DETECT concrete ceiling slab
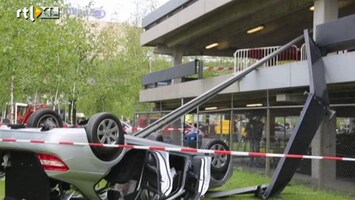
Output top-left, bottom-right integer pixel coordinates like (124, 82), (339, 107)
(142, 0), (355, 57)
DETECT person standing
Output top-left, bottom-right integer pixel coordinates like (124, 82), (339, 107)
(245, 115), (264, 167)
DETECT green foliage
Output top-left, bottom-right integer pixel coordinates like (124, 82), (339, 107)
(0, 0), (95, 107)
(0, 0), (171, 119)
(76, 21), (171, 117)
(78, 23), (147, 117)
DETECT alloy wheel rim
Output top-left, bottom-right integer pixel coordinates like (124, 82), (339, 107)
(210, 143), (228, 168)
(97, 119), (119, 144)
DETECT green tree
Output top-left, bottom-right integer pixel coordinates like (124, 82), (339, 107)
(0, 0), (170, 122)
(77, 20), (171, 118)
(0, 0), (97, 122)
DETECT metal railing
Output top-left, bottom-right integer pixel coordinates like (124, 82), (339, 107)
(234, 44), (352, 73)
(233, 45), (300, 73)
(300, 43), (349, 60)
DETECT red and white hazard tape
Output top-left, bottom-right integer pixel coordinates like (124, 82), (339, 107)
(204, 67), (234, 71)
(130, 127), (142, 131)
(128, 127), (188, 132)
(0, 126), (180, 133)
(0, 138), (354, 162)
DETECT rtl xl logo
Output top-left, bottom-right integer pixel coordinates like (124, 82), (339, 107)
(17, 6), (60, 22)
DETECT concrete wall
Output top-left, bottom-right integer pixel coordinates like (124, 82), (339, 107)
(141, 0), (232, 45)
(140, 52), (355, 102)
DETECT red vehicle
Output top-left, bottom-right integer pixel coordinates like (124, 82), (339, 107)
(1, 103), (66, 127)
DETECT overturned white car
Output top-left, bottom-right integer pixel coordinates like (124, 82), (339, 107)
(0, 109), (232, 200)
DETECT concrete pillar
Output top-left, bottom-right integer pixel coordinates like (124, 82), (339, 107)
(172, 49), (183, 66)
(171, 47), (183, 84)
(170, 98), (184, 146)
(313, 0), (338, 40)
(311, 0), (338, 188)
(311, 114), (337, 187)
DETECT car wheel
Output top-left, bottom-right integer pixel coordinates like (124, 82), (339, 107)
(202, 139), (231, 172)
(85, 112), (125, 161)
(156, 134), (164, 142)
(26, 109), (63, 129)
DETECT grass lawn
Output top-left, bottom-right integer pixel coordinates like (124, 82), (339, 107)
(206, 170), (354, 200)
(0, 171), (353, 200)
(0, 180), (3, 199)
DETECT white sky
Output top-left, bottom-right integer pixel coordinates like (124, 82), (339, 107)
(66, 0), (169, 22)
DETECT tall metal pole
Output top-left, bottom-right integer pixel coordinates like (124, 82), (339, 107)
(10, 76), (15, 124)
(230, 94), (234, 148)
(265, 90), (271, 176)
(196, 106), (200, 148)
(134, 34), (304, 138)
(180, 98), (184, 146)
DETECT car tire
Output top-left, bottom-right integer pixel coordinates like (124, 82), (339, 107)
(202, 139), (231, 172)
(85, 112), (125, 161)
(156, 134), (164, 142)
(26, 109), (63, 129)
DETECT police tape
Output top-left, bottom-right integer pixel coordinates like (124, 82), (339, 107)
(0, 138), (354, 162)
(129, 127), (180, 131)
(128, 127), (194, 132)
(204, 67), (234, 71)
